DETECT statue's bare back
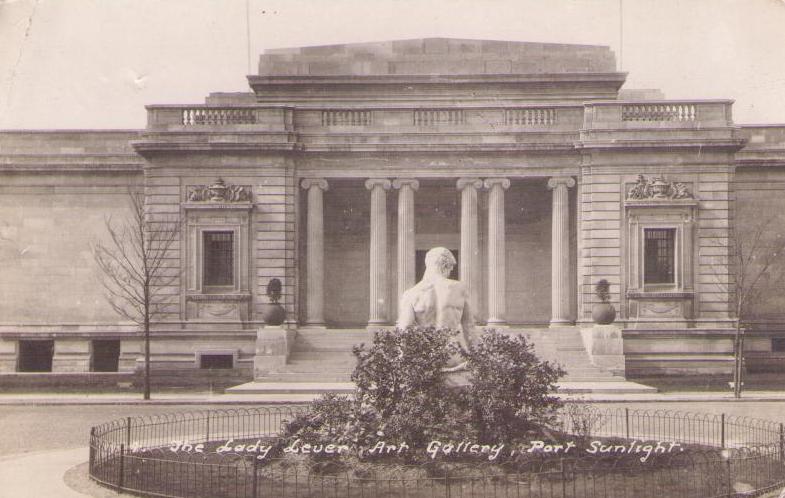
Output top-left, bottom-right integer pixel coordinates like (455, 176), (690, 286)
(397, 247), (475, 368)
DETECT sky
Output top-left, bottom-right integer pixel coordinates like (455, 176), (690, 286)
(1, 0), (784, 129)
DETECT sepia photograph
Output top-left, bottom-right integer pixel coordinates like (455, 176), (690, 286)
(1, 0), (785, 496)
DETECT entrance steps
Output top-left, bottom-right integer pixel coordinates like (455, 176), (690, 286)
(227, 327), (656, 395)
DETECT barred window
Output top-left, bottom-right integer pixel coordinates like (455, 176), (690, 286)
(203, 231), (234, 286)
(644, 228), (675, 284)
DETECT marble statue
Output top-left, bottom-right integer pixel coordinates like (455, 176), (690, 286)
(397, 247), (476, 371)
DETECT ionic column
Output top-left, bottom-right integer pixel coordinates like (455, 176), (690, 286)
(393, 179), (419, 300)
(485, 178), (510, 326)
(365, 179), (392, 326)
(457, 178), (483, 316)
(548, 177), (576, 326)
(301, 178), (328, 326)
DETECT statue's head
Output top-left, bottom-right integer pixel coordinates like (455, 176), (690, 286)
(424, 247), (456, 278)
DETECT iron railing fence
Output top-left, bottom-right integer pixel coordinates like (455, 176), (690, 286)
(90, 407), (785, 498)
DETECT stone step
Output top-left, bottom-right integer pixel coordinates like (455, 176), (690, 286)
(226, 381), (355, 394)
(258, 373), (353, 382)
(226, 380), (657, 395)
(289, 351), (357, 360)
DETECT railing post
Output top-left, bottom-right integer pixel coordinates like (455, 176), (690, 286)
(721, 413), (726, 449)
(561, 458), (567, 497)
(126, 416), (131, 449)
(779, 423), (784, 461)
(118, 443), (125, 491)
(89, 427), (95, 474)
(625, 408), (630, 439)
(206, 412), (210, 443)
(252, 456), (259, 498)
(725, 457), (732, 495)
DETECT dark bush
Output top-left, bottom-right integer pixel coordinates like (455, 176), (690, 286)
(350, 326), (461, 447)
(283, 326), (564, 461)
(462, 330), (564, 442)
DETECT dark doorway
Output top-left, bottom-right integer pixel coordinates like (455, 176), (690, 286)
(415, 249), (459, 282)
(17, 340), (54, 372)
(199, 354), (234, 369)
(91, 340), (120, 372)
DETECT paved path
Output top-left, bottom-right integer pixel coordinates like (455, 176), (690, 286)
(1, 395), (785, 497)
(4, 390), (785, 405)
(0, 447), (90, 497)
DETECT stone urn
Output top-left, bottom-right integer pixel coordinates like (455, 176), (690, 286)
(262, 278), (286, 326)
(592, 279), (616, 325)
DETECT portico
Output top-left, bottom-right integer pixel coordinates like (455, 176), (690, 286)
(299, 174), (577, 328)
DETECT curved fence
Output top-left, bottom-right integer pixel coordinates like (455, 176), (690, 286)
(89, 406), (785, 498)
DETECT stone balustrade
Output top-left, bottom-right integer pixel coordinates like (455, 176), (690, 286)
(146, 105), (292, 130)
(584, 100), (734, 129)
(504, 107), (558, 125)
(621, 103), (696, 122)
(321, 110), (373, 126)
(413, 109), (466, 126)
(147, 101), (736, 134)
(181, 107), (257, 125)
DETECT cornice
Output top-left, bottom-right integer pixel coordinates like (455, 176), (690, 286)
(575, 138), (747, 152)
(249, 72), (628, 87)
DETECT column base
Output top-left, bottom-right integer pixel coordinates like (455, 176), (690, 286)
(301, 322), (327, 330)
(549, 320), (574, 328)
(485, 320), (508, 329)
(366, 323), (393, 332)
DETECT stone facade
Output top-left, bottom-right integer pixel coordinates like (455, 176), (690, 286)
(1, 38), (785, 379)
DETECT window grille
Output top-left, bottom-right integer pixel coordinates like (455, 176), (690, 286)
(644, 228), (676, 284)
(203, 231), (234, 286)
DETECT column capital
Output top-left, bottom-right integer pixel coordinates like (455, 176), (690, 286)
(392, 178), (420, 191)
(300, 178), (329, 191)
(365, 178), (392, 191)
(457, 178), (483, 191)
(547, 177), (576, 190)
(484, 178), (511, 190)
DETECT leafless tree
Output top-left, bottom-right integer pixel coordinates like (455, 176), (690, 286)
(93, 190), (180, 400)
(716, 214), (785, 398)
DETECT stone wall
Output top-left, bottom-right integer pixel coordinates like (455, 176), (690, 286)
(259, 38), (617, 76)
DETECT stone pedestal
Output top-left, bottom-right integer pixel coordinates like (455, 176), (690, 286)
(253, 326), (296, 378)
(52, 339), (91, 372)
(580, 324), (625, 376)
(444, 370), (471, 389)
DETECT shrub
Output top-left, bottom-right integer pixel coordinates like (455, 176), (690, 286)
(351, 326), (461, 448)
(462, 330), (565, 443)
(283, 326), (566, 461)
(595, 279), (611, 303)
(561, 400), (604, 440)
(284, 327), (462, 454)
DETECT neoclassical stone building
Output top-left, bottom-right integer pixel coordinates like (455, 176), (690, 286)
(1, 39), (784, 384)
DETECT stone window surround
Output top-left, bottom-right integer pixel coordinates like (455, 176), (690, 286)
(623, 197), (698, 321)
(182, 202), (253, 321)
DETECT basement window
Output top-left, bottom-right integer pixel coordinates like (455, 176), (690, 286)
(17, 340), (54, 372)
(91, 340), (120, 372)
(199, 354), (234, 369)
(772, 338), (785, 352)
